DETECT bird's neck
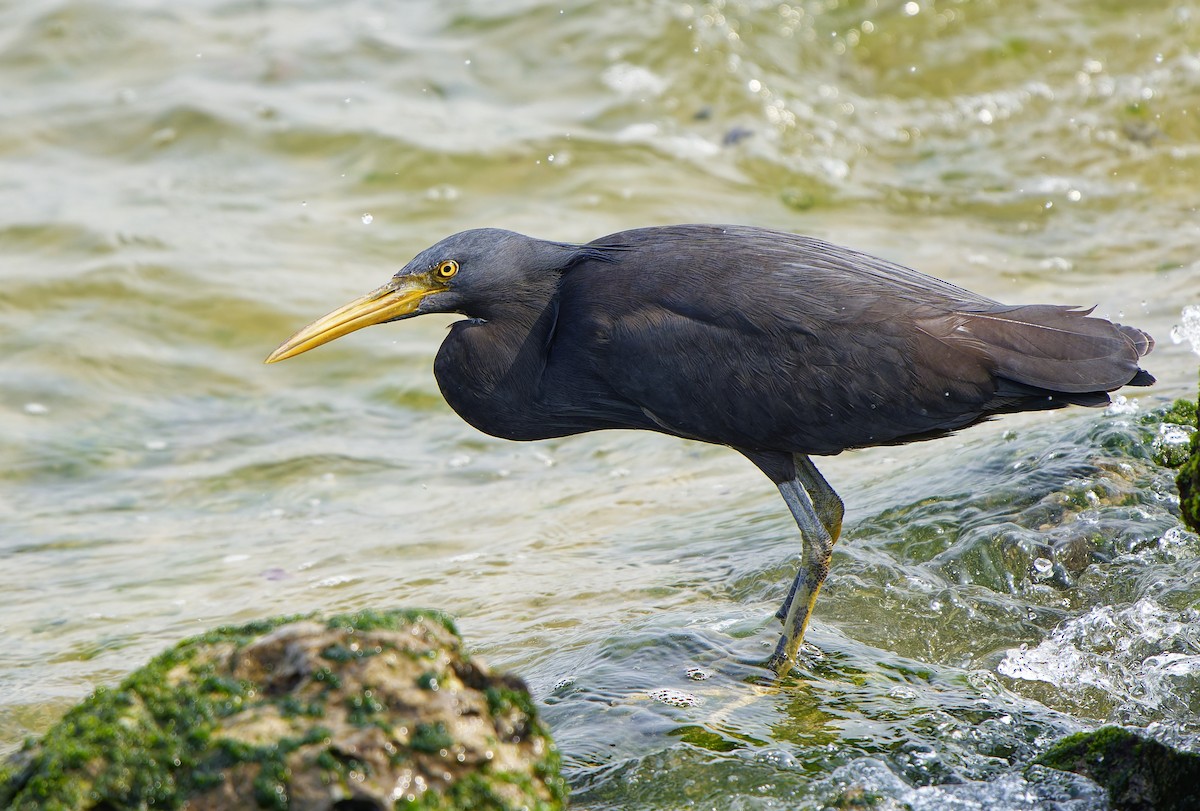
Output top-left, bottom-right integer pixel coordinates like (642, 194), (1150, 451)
(433, 296), (562, 440)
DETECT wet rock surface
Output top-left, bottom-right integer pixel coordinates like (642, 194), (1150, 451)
(1171, 383), (1200, 534)
(0, 609), (566, 810)
(1036, 726), (1200, 811)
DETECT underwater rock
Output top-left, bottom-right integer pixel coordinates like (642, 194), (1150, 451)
(1035, 726), (1200, 811)
(0, 609), (566, 810)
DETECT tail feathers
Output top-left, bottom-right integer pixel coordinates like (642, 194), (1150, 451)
(992, 378), (1113, 409)
(1128, 368), (1156, 387)
(1118, 322), (1155, 357)
(938, 304), (1154, 394)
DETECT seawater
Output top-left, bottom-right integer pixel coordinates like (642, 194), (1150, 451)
(2, 1), (1199, 808)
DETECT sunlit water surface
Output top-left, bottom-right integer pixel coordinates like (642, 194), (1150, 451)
(2, 1), (1199, 808)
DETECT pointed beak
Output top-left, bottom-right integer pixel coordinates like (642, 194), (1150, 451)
(265, 275), (437, 363)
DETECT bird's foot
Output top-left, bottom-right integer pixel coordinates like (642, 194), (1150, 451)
(771, 581), (822, 673)
(765, 651), (793, 674)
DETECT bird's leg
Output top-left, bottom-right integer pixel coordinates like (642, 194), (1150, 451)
(796, 455), (845, 542)
(775, 455), (844, 621)
(768, 455), (844, 671)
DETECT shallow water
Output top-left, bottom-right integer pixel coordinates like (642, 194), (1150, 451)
(2, 0), (1199, 808)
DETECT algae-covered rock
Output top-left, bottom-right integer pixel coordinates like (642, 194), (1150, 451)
(1173, 379), (1200, 533)
(0, 609), (566, 810)
(1036, 726), (1200, 811)
(1179, 431), (1200, 533)
(1138, 385), (1200, 533)
(1145, 397), (1197, 469)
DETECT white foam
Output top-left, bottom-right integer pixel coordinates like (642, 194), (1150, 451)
(1169, 303), (1200, 356)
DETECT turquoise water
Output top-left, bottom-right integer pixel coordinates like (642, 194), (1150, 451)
(2, 1), (1199, 808)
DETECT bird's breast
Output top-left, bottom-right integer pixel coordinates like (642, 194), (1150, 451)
(432, 316), (649, 442)
(432, 319), (570, 441)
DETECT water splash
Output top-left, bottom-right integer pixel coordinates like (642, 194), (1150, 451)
(998, 599), (1200, 722)
(1105, 394), (1139, 416)
(818, 757), (1108, 811)
(1170, 304), (1200, 356)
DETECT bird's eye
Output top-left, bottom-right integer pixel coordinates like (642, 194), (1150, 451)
(435, 260), (459, 280)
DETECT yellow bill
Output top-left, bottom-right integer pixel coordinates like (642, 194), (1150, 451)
(265, 275), (437, 363)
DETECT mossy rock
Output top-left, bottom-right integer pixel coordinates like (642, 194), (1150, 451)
(1142, 397), (1197, 468)
(1172, 381), (1200, 533)
(1179, 436), (1200, 532)
(1152, 397), (1197, 431)
(1138, 384), (1200, 532)
(0, 609), (566, 810)
(1036, 726), (1200, 811)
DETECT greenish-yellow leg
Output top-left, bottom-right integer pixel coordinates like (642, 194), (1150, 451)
(767, 454), (844, 671)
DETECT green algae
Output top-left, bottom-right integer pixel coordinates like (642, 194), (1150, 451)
(667, 725), (742, 753)
(1142, 396), (1198, 468)
(393, 772), (563, 811)
(1138, 390), (1200, 525)
(1178, 431), (1200, 533)
(1036, 726), (1200, 811)
(410, 722), (455, 754)
(0, 608), (564, 811)
(1173, 376), (1200, 533)
(1157, 398), (1198, 429)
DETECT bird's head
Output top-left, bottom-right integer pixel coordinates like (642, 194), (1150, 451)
(266, 228), (593, 363)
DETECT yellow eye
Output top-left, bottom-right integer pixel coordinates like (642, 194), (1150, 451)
(435, 259), (458, 280)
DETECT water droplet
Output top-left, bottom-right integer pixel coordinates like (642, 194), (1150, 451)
(361, 213), (373, 224)
(425, 184), (460, 202)
(23, 402), (49, 415)
(903, 1), (920, 15)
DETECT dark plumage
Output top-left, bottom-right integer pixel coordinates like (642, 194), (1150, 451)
(267, 224), (1154, 669)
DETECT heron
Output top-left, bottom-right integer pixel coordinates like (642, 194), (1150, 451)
(266, 224), (1154, 670)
